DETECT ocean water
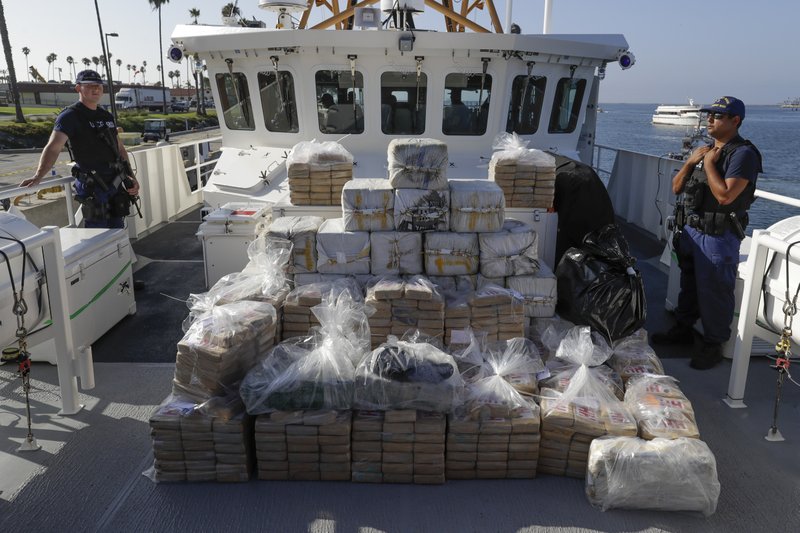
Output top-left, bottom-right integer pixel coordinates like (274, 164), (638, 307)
(595, 103), (800, 230)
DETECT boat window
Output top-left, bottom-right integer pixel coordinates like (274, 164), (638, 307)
(380, 71), (427, 135)
(442, 73), (492, 136)
(258, 71), (299, 133)
(315, 70), (365, 134)
(215, 73), (255, 131)
(548, 77), (586, 134)
(506, 75), (546, 134)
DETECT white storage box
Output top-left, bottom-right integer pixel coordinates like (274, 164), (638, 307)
(479, 218), (539, 278)
(370, 231), (423, 275)
(394, 189), (450, 232)
(267, 215), (324, 274)
(449, 180), (505, 233)
(316, 218), (371, 274)
(197, 203), (270, 287)
(506, 263), (557, 318)
(342, 179), (395, 231)
(387, 138), (449, 190)
(424, 232), (479, 276)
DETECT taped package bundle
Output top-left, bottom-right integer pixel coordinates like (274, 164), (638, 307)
(387, 138), (449, 190)
(506, 263), (557, 318)
(607, 335), (664, 384)
(488, 133), (556, 208)
(586, 436), (720, 516)
(424, 232), (479, 276)
(370, 232), (423, 276)
(282, 278), (363, 339)
(624, 374), (699, 439)
(240, 289), (371, 413)
(479, 219), (539, 278)
(341, 179), (395, 231)
(365, 276), (444, 348)
(443, 284), (474, 349)
(394, 189), (450, 232)
(538, 327), (638, 478)
(469, 285), (525, 342)
(267, 216), (325, 273)
(286, 140), (353, 206)
(316, 218), (371, 274)
(254, 410), (352, 481)
(173, 301), (278, 402)
(354, 335), (463, 412)
(449, 180), (506, 233)
(351, 409), (447, 484)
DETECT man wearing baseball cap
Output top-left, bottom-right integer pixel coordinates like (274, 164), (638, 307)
(21, 69), (140, 229)
(652, 96), (762, 370)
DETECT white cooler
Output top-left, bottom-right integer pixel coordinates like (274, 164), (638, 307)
(29, 227), (137, 364)
(197, 203), (270, 287)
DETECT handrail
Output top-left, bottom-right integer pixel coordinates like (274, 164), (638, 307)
(0, 175), (77, 227)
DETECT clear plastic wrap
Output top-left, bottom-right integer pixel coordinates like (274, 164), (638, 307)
(490, 133), (556, 167)
(173, 301), (278, 402)
(608, 335), (665, 383)
(448, 180), (506, 233)
(424, 232), (479, 276)
(489, 133), (556, 209)
(506, 264), (557, 319)
(286, 139), (354, 168)
(479, 219), (539, 278)
(394, 188), (450, 232)
(366, 275), (445, 345)
(586, 436), (720, 516)
(624, 373), (699, 439)
(354, 335), (464, 412)
(387, 138), (449, 190)
(267, 215), (325, 273)
(315, 218), (371, 274)
(341, 178), (395, 232)
(370, 231), (423, 275)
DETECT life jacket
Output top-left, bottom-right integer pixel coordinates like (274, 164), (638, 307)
(683, 136), (763, 222)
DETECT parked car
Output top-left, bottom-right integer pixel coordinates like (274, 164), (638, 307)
(171, 101), (189, 113)
(141, 119), (170, 142)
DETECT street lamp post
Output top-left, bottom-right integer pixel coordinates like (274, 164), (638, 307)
(104, 32), (119, 120)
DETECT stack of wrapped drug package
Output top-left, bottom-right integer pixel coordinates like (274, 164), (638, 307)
(146, 240), (290, 483)
(364, 276), (445, 348)
(286, 141), (354, 206)
(446, 334), (545, 479)
(488, 133), (556, 209)
(239, 287), (370, 481)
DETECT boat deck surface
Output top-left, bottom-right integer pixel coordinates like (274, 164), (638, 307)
(2, 209), (799, 533)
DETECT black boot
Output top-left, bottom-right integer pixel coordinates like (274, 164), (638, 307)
(651, 323), (694, 345)
(690, 342), (724, 370)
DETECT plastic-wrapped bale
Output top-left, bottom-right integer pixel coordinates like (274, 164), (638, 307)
(442, 282), (474, 349)
(387, 138), (448, 190)
(370, 232), (423, 276)
(424, 232), (479, 276)
(394, 189), (450, 232)
(447, 402), (540, 480)
(506, 263), (556, 318)
(478, 219), (539, 278)
(282, 278), (363, 339)
(286, 140), (353, 206)
(293, 272), (372, 288)
(538, 327), (638, 478)
(586, 436), (720, 516)
(469, 285), (525, 342)
(624, 374), (699, 439)
(149, 396), (194, 482)
(352, 409), (447, 484)
(607, 336), (665, 384)
(267, 216), (325, 274)
(365, 276), (444, 347)
(341, 178), (395, 231)
(316, 218), (371, 274)
(254, 410), (352, 481)
(487, 133), (556, 208)
(173, 301), (277, 402)
(354, 337), (463, 412)
(449, 180), (506, 233)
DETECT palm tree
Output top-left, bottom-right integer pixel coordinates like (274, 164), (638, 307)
(141, 63), (146, 84)
(91, 56), (100, 70)
(173, 69), (180, 90)
(66, 56), (75, 81)
(116, 58), (122, 79)
(46, 52), (57, 80)
(221, 3), (240, 18)
(0, 1), (25, 122)
(148, 0), (171, 114)
(127, 63), (131, 82)
(22, 45), (30, 81)
(82, 57), (91, 68)
(189, 7), (200, 24)
(168, 70), (175, 87)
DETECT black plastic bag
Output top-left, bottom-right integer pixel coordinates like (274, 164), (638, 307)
(555, 224), (646, 343)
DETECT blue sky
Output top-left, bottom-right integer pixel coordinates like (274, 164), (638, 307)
(2, 0), (798, 104)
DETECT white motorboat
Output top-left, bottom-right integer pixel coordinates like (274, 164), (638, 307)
(652, 98), (704, 125)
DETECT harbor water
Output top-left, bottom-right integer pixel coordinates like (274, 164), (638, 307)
(596, 103), (800, 231)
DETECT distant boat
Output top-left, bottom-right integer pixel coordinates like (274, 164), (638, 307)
(780, 98), (800, 110)
(652, 98), (704, 126)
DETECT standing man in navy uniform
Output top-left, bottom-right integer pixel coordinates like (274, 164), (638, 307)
(21, 69), (140, 229)
(653, 96), (762, 369)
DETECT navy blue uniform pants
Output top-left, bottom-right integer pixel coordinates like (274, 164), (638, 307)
(675, 225), (740, 344)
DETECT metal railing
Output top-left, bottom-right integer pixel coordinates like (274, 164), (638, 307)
(0, 176), (78, 227)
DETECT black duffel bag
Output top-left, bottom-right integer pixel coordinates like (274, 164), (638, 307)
(555, 223), (646, 344)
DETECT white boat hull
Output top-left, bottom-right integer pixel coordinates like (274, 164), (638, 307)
(651, 115), (702, 126)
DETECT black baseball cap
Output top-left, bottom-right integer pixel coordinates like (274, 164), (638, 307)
(700, 96), (746, 120)
(76, 70), (103, 84)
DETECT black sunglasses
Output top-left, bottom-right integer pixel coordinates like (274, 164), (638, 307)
(704, 112), (730, 120)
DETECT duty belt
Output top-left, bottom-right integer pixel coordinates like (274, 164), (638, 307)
(685, 212), (746, 239)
